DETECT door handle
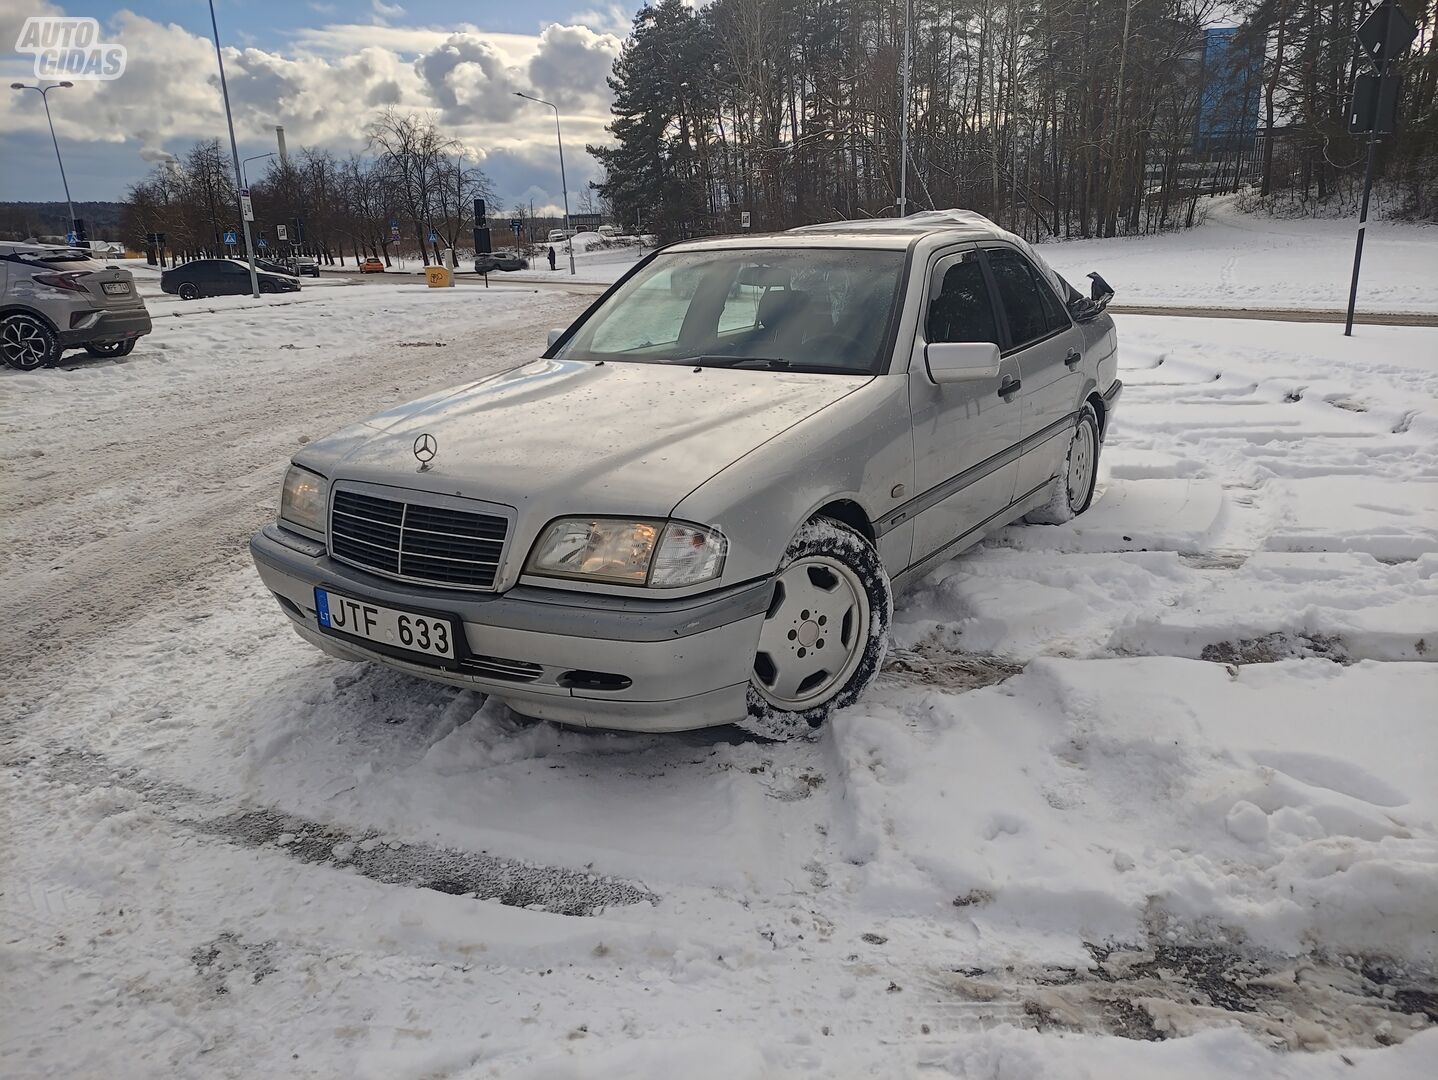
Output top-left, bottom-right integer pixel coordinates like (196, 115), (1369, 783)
(1064, 348), (1082, 367)
(998, 376), (1021, 398)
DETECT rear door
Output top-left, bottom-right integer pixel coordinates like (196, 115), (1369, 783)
(981, 244), (1083, 500)
(222, 261), (252, 295)
(907, 246), (1022, 565)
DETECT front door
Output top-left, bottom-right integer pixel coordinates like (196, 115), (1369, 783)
(907, 247), (1022, 565)
(982, 244), (1084, 499)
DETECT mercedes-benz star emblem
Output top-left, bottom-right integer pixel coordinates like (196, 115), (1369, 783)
(413, 433), (438, 469)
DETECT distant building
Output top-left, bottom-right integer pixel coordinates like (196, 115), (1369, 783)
(1194, 27), (1262, 157)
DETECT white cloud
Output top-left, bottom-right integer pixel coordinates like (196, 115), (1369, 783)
(566, 5), (635, 37)
(528, 24), (622, 111)
(371, 1), (407, 26)
(0, 5), (619, 207)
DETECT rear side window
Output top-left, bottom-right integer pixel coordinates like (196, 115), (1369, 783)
(926, 253), (999, 345)
(987, 247), (1068, 347)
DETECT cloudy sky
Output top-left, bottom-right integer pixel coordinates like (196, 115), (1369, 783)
(0, 1), (652, 214)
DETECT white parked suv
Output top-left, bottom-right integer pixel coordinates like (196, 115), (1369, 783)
(250, 211), (1120, 738)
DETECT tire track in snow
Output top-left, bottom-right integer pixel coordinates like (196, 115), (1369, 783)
(30, 742), (658, 917)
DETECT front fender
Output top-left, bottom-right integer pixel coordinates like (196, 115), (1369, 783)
(672, 376), (914, 584)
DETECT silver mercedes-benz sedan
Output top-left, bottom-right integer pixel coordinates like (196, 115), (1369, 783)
(250, 210), (1121, 738)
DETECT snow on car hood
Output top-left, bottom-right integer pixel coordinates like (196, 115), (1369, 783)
(309, 357), (872, 518)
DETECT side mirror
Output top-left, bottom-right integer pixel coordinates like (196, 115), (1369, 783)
(547, 328), (565, 348)
(926, 341), (1001, 384)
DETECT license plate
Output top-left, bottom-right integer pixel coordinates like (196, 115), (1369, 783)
(102, 281), (131, 295)
(314, 588), (456, 661)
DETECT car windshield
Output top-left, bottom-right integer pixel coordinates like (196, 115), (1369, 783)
(554, 247), (907, 374)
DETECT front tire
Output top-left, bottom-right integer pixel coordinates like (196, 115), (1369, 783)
(740, 519), (892, 740)
(1, 312), (60, 370)
(1025, 404), (1100, 524)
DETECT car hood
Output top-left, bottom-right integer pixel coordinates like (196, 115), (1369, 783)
(308, 358), (872, 518)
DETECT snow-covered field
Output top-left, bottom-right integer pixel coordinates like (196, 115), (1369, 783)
(2, 263), (1436, 1077)
(1037, 199), (1438, 315)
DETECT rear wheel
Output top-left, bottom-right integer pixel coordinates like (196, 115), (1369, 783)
(741, 519), (892, 740)
(1, 312), (60, 370)
(1025, 404), (1100, 524)
(177, 281), (199, 300)
(83, 339), (137, 359)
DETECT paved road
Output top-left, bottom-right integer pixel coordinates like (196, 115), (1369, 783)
(1109, 303), (1438, 327)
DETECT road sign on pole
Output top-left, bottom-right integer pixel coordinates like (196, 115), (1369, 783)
(1349, 72), (1401, 134)
(239, 187), (254, 222)
(223, 229), (238, 246)
(276, 223), (288, 241)
(741, 211), (752, 229)
(1357, 0), (1418, 64)
(1344, 1), (1416, 338)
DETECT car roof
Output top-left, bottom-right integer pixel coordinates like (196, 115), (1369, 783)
(665, 207), (1075, 298)
(0, 241), (85, 256)
(666, 208), (1017, 254)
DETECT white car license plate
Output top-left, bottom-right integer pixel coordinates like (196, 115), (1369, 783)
(102, 281), (131, 295)
(314, 588), (456, 661)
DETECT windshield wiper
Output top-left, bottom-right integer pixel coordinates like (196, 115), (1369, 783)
(666, 354), (793, 370)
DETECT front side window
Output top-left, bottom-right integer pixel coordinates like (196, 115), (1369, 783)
(926, 252), (999, 345)
(557, 247), (907, 374)
(987, 247), (1069, 347)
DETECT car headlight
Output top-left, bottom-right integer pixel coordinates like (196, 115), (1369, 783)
(279, 464), (326, 534)
(526, 518), (727, 588)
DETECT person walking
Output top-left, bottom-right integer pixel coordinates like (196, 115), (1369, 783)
(547, 245), (557, 271)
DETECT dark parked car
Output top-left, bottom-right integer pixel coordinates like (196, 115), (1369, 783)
(160, 259), (300, 300)
(475, 254), (528, 273)
(254, 257), (299, 278)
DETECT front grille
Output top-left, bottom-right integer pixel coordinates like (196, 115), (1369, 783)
(459, 655), (544, 682)
(330, 488), (508, 589)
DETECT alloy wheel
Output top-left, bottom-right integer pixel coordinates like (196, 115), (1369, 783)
(1, 316), (52, 370)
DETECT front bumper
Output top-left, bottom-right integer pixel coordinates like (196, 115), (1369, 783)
(59, 307), (153, 346)
(250, 525), (770, 732)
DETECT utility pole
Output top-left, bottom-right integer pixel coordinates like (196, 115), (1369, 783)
(1344, 1), (1417, 336)
(207, 0), (259, 298)
(898, 0), (911, 216)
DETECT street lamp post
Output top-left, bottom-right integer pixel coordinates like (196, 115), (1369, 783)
(10, 81), (77, 236)
(241, 152), (275, 188)
(513, 91), (575, 275)
(207, 0), (260, 298)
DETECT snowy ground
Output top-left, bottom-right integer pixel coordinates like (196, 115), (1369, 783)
(1037, 198), (1438, 315)
(2, 273), (1436, 1077)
